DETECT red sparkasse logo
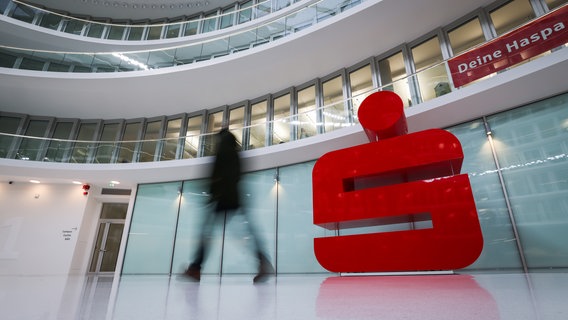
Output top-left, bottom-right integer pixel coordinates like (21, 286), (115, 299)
(448, 5), (568, 87)
(311, 91), (483, 273)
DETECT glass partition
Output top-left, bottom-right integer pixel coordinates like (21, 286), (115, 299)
(277, 162), (330, 273)
(221, 169), (278, 274)
(122, 181), (183, 274)
(171, 179), (221, 275)
(486, 93), (568, 268)
(448, 120), (524, 271)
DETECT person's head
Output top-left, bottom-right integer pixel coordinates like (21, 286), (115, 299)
(216, 128), (237, 153)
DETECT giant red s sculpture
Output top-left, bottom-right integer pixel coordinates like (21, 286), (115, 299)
(312, 91), (483, 272)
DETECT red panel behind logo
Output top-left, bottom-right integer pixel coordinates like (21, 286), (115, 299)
(312, 91), (483, 272)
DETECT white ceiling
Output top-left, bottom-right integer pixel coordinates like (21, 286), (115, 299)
(24, 0), (236, 20)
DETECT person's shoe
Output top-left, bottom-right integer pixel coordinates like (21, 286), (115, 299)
(253, 256), (274, 283)
(184, 265), (201, 281)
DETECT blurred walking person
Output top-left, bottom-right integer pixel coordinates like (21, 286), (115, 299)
(185, 128), (274, 283)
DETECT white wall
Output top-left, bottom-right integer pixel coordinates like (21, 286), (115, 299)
(0, 182), (89, 275)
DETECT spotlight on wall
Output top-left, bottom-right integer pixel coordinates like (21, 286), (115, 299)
(82, 184), (91, 196)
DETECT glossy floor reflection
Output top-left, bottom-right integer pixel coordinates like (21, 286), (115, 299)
(1, 272), (568, 320)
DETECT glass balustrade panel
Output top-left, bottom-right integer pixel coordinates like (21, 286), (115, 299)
(250, 100), (267, 149)
(117, 122), (141, 163)
(229, 106), (246, 147)
(322, 75), (347, 133)
(17, 120), (48, 161)
(296, 85), (318, 139)
(273, 93), (291, 144)
(139, 120), (161, 162)
(94, 123), (120, 163)
(378, 51), (412, 108)
(161, 118), (182, 161)
(183, 115), (204, 159)
(71, 122), (96, 163)
(412, 36), (450, 103)
(349, 64), (374, 123)
(44, 121), (73, 162)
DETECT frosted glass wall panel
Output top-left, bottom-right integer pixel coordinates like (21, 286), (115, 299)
(122, 182), (182, 274)
(221, 169), (277, 274)
(448, 121), (523, 270)
(278, 162), (330, 273)
(171, 179), (223, 275)
(487, 93), (568, 269)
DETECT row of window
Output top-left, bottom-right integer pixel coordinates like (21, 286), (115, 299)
(0, 0), (359, 72)
(0, 0), (566, 164)
(0, 0), (291, 40)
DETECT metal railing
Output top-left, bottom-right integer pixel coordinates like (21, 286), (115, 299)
(0, 0), (362, 72)
(2, 41), (564, 164)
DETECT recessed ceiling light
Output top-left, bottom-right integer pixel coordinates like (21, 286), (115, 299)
(109, 180), (121, 185)
(72, 181), (83, 185)
(30, 180), (40, 184)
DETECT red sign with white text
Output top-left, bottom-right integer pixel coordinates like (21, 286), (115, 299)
(312, 91), (483, 273)
(448, 5), (568, 87)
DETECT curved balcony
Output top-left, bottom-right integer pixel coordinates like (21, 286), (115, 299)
(0, 0), (363, 71)
(2, 0), (303, 42)
(2, 42), (567, 164)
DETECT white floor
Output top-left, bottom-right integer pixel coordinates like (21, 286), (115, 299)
(1, 272), (568, 320)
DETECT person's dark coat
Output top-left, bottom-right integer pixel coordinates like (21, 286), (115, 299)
(210, 129), (241, 212)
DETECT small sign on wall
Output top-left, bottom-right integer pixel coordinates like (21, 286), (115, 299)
(61, 227), (77, 241)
